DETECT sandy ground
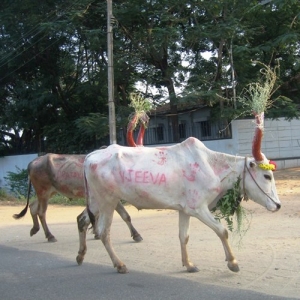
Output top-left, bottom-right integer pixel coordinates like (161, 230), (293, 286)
(0, 167), (299, 299)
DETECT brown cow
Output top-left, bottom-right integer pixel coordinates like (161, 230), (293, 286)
(13, 153), (143, 243)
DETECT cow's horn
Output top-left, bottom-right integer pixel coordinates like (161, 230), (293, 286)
(252, 112), (264, 162)
(127, 113), (138, 147)
(136, 112), (149, 146)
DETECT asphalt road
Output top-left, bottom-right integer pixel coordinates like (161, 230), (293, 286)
(1, 243), (297, 300)
(0, 204), (299, 300)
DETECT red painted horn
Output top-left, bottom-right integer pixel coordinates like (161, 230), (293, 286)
(252, 113), (264, 162)
(127, 112), (149, 147)
(136, 123), (146, 146)
(126, 113), (138, 147)
(136, 113), (149, 146)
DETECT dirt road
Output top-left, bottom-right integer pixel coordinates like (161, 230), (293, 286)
(0, 167), (299, 299)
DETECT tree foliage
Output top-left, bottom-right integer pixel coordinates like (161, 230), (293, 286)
(0, 0), (299, 155)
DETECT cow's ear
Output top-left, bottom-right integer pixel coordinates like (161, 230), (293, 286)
(249, 161), (256, 168)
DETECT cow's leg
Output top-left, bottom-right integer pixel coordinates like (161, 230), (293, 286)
(36, 198), (56, 242)
(194, 206), (239, 272)
(114, 202), (143, 242)
(178, 211), (199, 273)
(29, 200), (40, 236)
(97, 205), (128, 274)
(76, 209), (90, 265)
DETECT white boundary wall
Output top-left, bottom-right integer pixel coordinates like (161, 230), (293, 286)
(0, 153), (38, 190)
(205, 117), (300, 169)
(156, 117), (300, 170)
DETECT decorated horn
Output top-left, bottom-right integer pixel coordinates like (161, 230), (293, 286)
(136, 123), (145, 146)
(126, 113), (138, 147)
(252, 112), (264, 162)
(136, 112), (149, 146)
(126, 112), (149, 147)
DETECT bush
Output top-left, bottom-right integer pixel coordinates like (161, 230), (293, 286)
(0, 188), (7, 198)
(4, 167), (31, 198)
(3, 167), (86, 205)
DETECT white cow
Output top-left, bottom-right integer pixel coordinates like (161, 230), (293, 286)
(76, 136), (281, 274)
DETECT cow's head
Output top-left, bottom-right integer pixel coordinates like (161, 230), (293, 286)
(242, 113), (281, 212)
(244, 156), (281, 212)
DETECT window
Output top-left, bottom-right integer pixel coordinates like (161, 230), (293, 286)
(179, 123), (186, 139)
(156, 124), (164, 141)
(200, 121), (211, 138)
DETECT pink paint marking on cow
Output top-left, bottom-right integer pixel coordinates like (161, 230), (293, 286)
(119, 169), (134, 182)
(186, 137), (197, 144)
(90, 163), (98, 172)
(134, 171), (144, 183)
(78, 157), (85, 164)
(182, 170), (195, 181)
(208, 153), (232, 177)
(212, 186), (222, 194)
(59, 184), (72, 195)
(106, 180), (117, 192)
(32, 158), (42, 165)
(139, 190), (150, 199)
(92, 153), (112, 169)
(182, 162), (200, 181)
(153, 151), (168, 165)
(187, 189), (200, 210)
(119, 169), (167, 185)
(57, 170), (83, 180)
(213, 166), (228, 176)
(144, 191), (151, 198)
(250, 169), (258, 179)
(157, 173), (166, 185)
(75, 190), (85, 198)
(36, 188), (46, 197)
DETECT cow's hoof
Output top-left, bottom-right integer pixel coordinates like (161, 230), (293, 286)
(76, 255), (84, 266)
(30, 228), (39, 236)
(47, 236), (57, 242)
(187, 266), (200, 273)
(133, 234), (143, 243)
(94, 234), (101, 240)
(227, 261), (240, 272)
(117, 265), (129, 274)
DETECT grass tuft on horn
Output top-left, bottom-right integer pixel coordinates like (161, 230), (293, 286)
(128, 93), (151, 127)
(127, 93), (152, 147)
(239, 61), (279, 116)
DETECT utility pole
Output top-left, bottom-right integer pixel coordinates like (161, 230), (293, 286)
(107, 0), (116, 144)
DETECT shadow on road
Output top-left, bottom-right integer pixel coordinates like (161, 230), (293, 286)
(0, 245), (297, 300)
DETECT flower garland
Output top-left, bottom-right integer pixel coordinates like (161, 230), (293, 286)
(258, 160), (277, 171)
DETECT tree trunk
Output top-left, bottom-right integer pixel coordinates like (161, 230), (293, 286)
(165, 76), (179, 142)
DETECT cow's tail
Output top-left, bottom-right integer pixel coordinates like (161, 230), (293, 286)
(13, 177), (32, 219)
(83, 166), (95, 229)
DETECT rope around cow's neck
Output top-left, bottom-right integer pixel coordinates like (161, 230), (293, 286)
(242, 157), (248, 201)
(244, 157), (279, 206)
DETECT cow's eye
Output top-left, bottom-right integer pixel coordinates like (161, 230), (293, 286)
(264, 174), (272, 181)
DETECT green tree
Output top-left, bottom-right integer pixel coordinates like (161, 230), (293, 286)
(0, 0), (299, 155)
(0, 0), (110, 153)
(114, 0), (194, 141)
(179, 0), (300, 119)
